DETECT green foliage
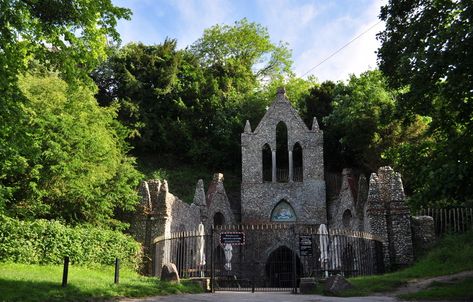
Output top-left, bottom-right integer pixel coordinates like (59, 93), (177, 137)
(137, 155), (240, 204)
(0, 0), (130, 87)
(93, 20), (296, 170)
(190, 18), (293, 83)
(378, 0), (473, 205)
(0, 263), (202, 302)
(0, 215), (141, 268)
(0, 0), (138, 225)
(1, 72), (142, 225)
(341, 230), (473, 297)
(318, 70), (428, 175)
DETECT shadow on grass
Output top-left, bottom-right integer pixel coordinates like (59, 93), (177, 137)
(0, 279), (98, 302)
(0, 278), (202, 302)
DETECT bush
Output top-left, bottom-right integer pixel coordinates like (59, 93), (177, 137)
(0, 215), (141, 268)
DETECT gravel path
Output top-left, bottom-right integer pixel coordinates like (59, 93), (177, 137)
(387, 270), (473, 297)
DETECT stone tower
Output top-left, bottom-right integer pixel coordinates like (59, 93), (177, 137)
(240, 88), (326, 224)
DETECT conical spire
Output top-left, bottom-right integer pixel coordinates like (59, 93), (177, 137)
(244, 120), (252, 133)
(312, 117), (320, 131)
(192, 179), (206, 206)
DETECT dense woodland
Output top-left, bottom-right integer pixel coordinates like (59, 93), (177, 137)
(0, 0), (471, 230)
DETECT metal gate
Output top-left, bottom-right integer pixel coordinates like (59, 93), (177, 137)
(154, 224), (384, 293)
(210, 224), (384, 292)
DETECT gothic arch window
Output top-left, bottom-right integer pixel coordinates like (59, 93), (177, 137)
(342, 209), (352, 228)
(271, 199), (296, 222)
(213, 212), (225, 226)
(262, 143), (272, 182)
(276, 121), (288, 182)
(293, 142), (303, 182)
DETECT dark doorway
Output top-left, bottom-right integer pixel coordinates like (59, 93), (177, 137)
(265, 246), (301, 287)
(213, 212), (225, 226)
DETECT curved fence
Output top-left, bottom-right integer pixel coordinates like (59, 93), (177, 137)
(153, 224), (384, 292)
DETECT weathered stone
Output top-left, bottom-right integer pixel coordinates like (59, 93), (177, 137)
(240, 88), (326, 224)
(206, 173), (235, 231)
(324, 275), (353, 295)
(244, 120), (252, 133)
(160, 263), (180, 283)
(299, 277), (317, 294)
(129, 88), (420, 283)
(411, 215), (436, 258)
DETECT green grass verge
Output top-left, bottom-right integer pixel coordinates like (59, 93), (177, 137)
(338, 230), (473, 297)
(399, 277), (473, 300)
(0, 262), (202, 302)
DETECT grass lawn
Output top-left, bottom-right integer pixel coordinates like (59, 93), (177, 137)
(0, 262), (202, 302)
(399, 277), (473, 301)
(338, 230), (473, 298)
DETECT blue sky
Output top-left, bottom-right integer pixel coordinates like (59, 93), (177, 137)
(112, 0), (386, 82)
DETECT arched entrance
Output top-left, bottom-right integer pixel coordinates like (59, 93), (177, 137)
(265, 246), (302, 287)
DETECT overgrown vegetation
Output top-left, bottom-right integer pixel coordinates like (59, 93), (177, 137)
(0, 215), (141, 268)
(340, 230), (473, 297)
(0, 262), (202, 302)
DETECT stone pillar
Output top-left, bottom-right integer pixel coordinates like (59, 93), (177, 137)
(387, 171), (414, 268)
(272, 150), (276, 182)
(411, 216), (435, 258)
(364, 173), (390, 271)
(288, 150), (293, 182)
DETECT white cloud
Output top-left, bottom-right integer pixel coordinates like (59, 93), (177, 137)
(170, 0), (234, 48)
(294, 0), (387, 82)
(113, 0), (387, 81)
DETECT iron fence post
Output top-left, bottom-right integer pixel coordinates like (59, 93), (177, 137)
(292, 224), (297, 294)
(210, 225), (215, 293)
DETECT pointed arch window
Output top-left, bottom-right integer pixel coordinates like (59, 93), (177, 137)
(262, 143), (272, 182)
(293, 142), (303, 182)
(276, 122), (288, 182)
(271, 199), (296, 222)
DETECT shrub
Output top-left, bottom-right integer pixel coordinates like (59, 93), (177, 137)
(0, 215), (141, 268)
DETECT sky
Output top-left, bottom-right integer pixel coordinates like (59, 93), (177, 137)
(112, 0), (387, 82)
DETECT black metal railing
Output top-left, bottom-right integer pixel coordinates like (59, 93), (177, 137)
(153, 224), (385, 292)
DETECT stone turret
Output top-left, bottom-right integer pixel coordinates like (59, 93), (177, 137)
(363, 167), (414, 270)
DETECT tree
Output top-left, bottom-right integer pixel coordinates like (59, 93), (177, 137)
(190, 18), (293, 85)
(0, 0), (130, 86)
(378, 0), (473, 206)
(0, 0), (133, 218)
(324, 70), (428, 174)
(1, 72), (142, 226)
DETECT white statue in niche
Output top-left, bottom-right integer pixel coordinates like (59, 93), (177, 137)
(223, 243), (233, 271)
(271, 201), (296, 222)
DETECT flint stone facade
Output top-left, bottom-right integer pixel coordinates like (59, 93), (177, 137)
(130, 88), (428, 276)
(241, 88), (326, 224)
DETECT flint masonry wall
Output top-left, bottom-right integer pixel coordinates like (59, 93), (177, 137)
(130, 179), (203, 275)
(241, 88), (326, 224)
(205, 173), (236, 231)
(363, 167), (414, 270)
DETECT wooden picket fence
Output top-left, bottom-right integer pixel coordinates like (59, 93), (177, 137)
(416, 208), (473, 236)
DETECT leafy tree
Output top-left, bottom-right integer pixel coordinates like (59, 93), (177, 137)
(92, 41), (194, 152)
(0, 0), (130, 86)
(0, 0), (133, 219)
(2, 72), (141, 226)
(378, 0), (473, 206)
(325, 70), (428, 174)
(190, 18), (293, 85)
